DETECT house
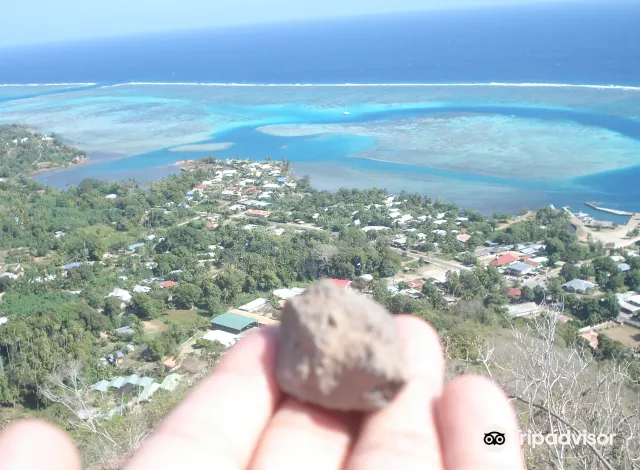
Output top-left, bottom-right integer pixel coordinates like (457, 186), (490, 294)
(618, 263), (631, 273)
(205, 221), (217, 229)
(407, 279), (425, 290)
(506, 262), (535, 277)
(508, 288), (522, 298)
(402, 288), (423, 299)
(563, 279), (597, 294)
(456, 234), (472, 243)
(619, 294), (640, 314)
(62, 261), (83, 271)
(54, 231), (66, 239)
(392, 236), (408, 246)
(211, 312), (258, 335)
(588, 220), (614, 229)
(105, 194), (117, 199)
(160, 280), (179, 289)
(277, 177), (288, 183)
(507, 302), (540, 318)
(107, 288), (132, 303)
(228, 204), (246, 212)
(247, 209), (271, 218)
(329, 279), (352, 289)
(432, 230), (447, 236)
(490, 253), (519, 267)
(128, 243), (145, 251)
(525, 256), (549, 268)
(610, 255), (625, 263)
(519, 247), (540, 256)
(0, 317), (8, 327)
(273, 287), (306, 300)
(133, 285), (151, 294)
(263, 183), (280, 189)
(239, 298), (268, 312)
(221, 190), (236, 196)
(396, 214), (413, 225)
(202, 330), (241, 348)
(579, 330), (599, 350)
(115, 326), (135, 337)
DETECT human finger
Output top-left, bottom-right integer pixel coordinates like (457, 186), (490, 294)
(0, 419), (82, 470)
(437, 375), (525, 470)
(346, 315), (446, 470)
(125, 326), (283, 470)
(250, 397), (359, 470)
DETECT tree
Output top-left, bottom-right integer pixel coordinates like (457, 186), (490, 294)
(103, 296), (123, 318)
(172, 283), (203, 309)
(131, 293), (164, 320)
(560, 263), (581, 282)
(533, 285), (546, 304)
(459, 252), (477, 266)
(520, 285), (534, 302)
(147, 340), (165, 361)
(312, 244), (338, 277)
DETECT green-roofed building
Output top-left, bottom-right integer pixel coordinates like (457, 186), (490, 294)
(211, 312), (258, 335)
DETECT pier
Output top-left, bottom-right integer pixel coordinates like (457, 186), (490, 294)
(585, 202), (635, 217)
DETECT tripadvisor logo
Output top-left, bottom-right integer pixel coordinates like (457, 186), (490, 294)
(521, 431), (616, 449)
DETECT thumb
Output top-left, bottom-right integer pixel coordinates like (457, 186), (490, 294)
(0, 419), (82, 470)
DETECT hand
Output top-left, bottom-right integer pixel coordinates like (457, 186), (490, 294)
(0, 315), (525, 470)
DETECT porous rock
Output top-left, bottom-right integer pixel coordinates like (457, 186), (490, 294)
(275, 279), (409, 411)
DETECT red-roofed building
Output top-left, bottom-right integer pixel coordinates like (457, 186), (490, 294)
(407, 279), (425, 290)
(490, 253), (519, 267)
(456, 234), (472, 243)
(329, 279), (352, 289)
(225, 186), (238, 191)
(508, 288), (522, 297)
(579, 330), (599, 350)
(196, 184), (207, 190)
(160, 281), (179, 289)
(205, 221), (217, 229)
(247, 209), (271, 218)
(244, 186), (258, 193)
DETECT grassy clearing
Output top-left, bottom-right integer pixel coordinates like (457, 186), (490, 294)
(601, 325), (640, 348)
(165, 309), (201, 328)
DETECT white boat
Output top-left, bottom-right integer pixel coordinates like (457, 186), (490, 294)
(343, 107), (350, 116)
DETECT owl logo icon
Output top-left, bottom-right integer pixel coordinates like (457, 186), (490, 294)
(484, 431), (506, 446)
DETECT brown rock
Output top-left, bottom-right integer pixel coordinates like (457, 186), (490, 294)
(275, 279), (409, 411)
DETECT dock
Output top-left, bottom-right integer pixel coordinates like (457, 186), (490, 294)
(584, 202), (634, 217)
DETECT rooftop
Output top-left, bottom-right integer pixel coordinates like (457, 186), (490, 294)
(211, 312), (258, 331)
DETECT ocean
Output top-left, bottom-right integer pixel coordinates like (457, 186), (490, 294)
(0, 1), (639, 218)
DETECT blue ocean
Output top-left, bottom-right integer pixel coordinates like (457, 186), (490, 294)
(0, 1), (639, 217)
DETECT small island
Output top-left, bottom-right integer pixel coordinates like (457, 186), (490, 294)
(0, 124), (88, 179)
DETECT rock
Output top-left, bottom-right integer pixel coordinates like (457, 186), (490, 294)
(275, 279), (409, 411)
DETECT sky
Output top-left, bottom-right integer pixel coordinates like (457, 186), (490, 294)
(2, 0), (588, 47)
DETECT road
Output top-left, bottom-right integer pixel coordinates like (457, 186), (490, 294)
(270, 221), (323, 231)
(391, 247), (472, 271)
(178, 216), (201, 226)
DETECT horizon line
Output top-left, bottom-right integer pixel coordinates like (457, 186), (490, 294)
(1, 81), (639, 91)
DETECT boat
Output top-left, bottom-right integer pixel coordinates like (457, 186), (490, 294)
(343, 107), (350, 116)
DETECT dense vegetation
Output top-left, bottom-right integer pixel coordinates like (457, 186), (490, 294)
(0, 124), (87, 178)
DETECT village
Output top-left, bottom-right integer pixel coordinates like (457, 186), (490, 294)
(1, 156), (640, 422)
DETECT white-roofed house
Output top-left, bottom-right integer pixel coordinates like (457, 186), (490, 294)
(239, 298), (268, 313)
(202, 330), (241, 348)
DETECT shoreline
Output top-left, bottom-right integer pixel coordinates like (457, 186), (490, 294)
(29, 157), (90, 177)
